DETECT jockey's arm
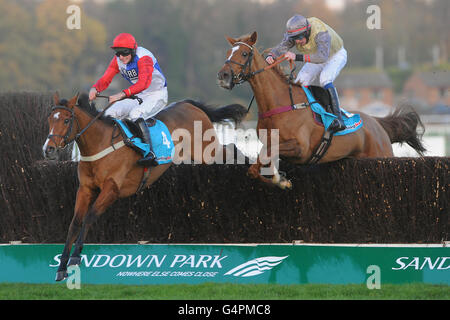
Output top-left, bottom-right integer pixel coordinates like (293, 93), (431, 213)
(123, 56), (154, 97)
(92, 57), (120, 93)
(268, 34), (295, 60)
(297, 31), (331, 64)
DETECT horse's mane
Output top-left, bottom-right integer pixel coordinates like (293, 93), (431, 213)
(76, 93), (115, 126)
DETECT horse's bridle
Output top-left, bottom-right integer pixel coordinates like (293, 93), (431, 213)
(46, 105), (81, 149)
(46, 103), (108, 150)
(46, 95), (143, 150)
(224, 42), (258, 85)
(224, 42), (291, 86)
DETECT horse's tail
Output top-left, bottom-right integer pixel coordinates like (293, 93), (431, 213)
(375, 103), (427, 156)
(183, 99), (248, 124)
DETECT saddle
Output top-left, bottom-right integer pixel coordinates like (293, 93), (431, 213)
(301, 86), (363, 164)
(113, 118), (174, 165)
(113, 117), (174, 193)
(302, 86), (362, 137)
(308, 86), (333, 114)
(114, 118), (154, 155)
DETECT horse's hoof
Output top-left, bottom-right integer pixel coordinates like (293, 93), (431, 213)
(68, 256), (81, 267)
(55, 271), (68, 282)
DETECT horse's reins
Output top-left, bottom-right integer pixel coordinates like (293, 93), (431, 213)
(48, 94), (151, 192)
(225, 42), (291, 84)
(71, 97), (115, 143)
(226, 42), (295, 113)
(48, 94), (142, 148)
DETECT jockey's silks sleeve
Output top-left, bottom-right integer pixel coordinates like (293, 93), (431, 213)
(93, 57), (120, 92)
(123, 56), (154, 97)
(301, 32), (331, 63)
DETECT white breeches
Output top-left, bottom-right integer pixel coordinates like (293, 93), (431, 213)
(105, 87), (168, 121)
(295, 47), (347, 87)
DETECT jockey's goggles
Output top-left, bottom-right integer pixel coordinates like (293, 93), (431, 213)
(114, 48), (132, 57)
(289, 31), (308, 41)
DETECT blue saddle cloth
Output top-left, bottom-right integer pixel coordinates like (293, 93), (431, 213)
(302, 86), (363, 136)
(114, 119), (175, 165)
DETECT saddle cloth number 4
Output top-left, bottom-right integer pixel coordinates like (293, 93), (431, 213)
(161, 131), (171, 148)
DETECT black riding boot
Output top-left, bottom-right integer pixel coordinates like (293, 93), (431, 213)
(326, 86), (346, 132)
(135, 118), (157, 167)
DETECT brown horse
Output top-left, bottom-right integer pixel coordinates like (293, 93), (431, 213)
(43, 92), (247, 281)
(217, 32), (426, 189)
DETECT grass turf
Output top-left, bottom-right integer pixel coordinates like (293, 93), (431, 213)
(0, 283), (448, 300)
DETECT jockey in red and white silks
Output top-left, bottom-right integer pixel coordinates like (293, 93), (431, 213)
(90, 33), (168, 121)
(89, 33), (168, 166)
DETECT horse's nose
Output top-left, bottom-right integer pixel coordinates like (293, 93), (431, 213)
(217, 70), (230, 81)
(217, 70), (233, 90)
(44, 146), (57, 159)
(46, 146), (55, 154)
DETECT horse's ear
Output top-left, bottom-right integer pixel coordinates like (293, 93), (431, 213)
(67, 92), (79, 108)
(53, 92), (60, 105)
(249, 31), (257, 45)
(226, 36), (236, 46)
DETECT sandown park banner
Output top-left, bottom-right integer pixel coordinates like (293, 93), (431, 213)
(0, 243), (448, 285)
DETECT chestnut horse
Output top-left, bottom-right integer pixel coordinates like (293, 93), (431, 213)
(43, 92), (247, 281)
(217, 32), (425, 189)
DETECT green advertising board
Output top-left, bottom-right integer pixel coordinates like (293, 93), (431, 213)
(0, 243), (448, 285)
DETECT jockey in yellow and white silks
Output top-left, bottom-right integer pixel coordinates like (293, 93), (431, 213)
(266, 15), (346, 132)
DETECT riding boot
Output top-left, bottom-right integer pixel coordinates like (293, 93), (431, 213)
(326, 85), (346, 132)
(135, 118), (157, 167)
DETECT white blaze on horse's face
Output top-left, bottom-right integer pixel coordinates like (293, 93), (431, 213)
(43, 108), (73, 160)
(42, 129), (53, 156)
(228, 45), (240, 61)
